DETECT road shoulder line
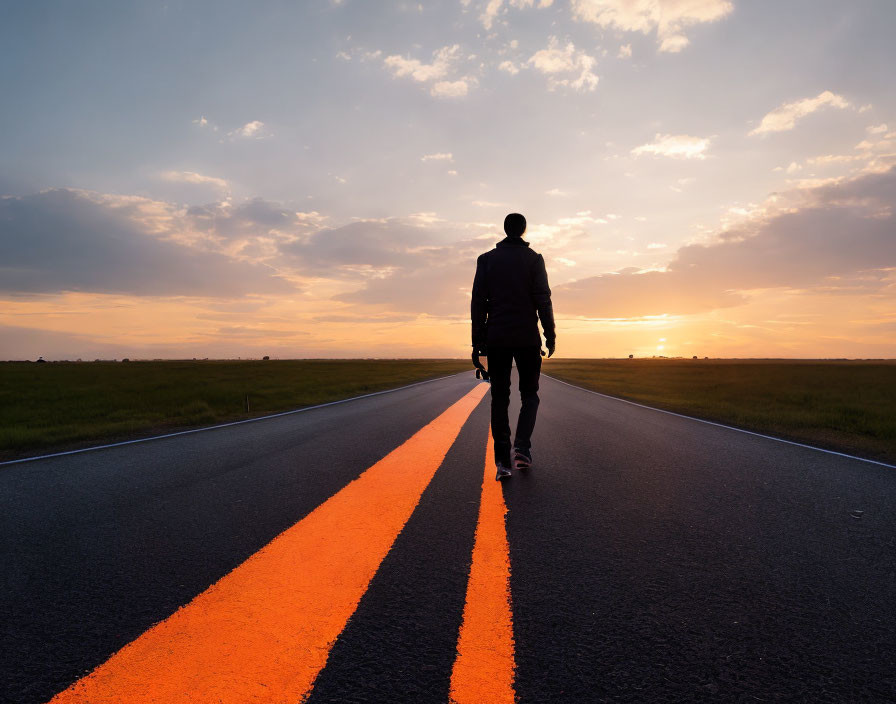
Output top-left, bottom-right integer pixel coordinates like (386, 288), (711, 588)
(1, 371), (470, 467)
(543, 374), (896, 470)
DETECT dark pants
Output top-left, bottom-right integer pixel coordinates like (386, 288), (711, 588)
(487, 345), (542, 464)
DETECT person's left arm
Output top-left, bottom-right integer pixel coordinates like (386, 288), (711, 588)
(532, 253), (555, 357)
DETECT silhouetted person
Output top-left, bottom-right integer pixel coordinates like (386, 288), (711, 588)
(471, 213), (555, 480)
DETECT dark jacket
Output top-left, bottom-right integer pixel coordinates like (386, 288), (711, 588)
(471, 236), (555, 349)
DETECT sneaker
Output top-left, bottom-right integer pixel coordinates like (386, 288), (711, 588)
(512, 447), (532, 471)
(495, 461), (512, 481)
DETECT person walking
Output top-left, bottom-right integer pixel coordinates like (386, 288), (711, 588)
(471, 213), (555, 480)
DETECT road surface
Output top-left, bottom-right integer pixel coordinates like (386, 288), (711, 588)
(2, 371), (895, 703)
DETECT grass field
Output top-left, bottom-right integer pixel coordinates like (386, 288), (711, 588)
(0, 359), (469, 460)
(3, 358), (894, 465)
(544, 359), (896, 464)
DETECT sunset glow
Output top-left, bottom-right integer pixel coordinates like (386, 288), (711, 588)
(1, 1), (894, 359)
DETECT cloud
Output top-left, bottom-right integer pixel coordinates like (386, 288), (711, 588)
(430, 79), (474, 97)
(480, 0), (505, 28)
(382, 44), (475, 97)
(632, 133), (711, 159)
(192, 115), (219, 132)
(557, 211), (607, 225)
(498, 60), (520, 74)
(617, 43), (632, 58)
(228, 120), (268, 139)
(160, 170), (229, 190)
(0, 189), (293, 296)
(749, 91), (851, 135)
(853, 126), (896, 165)
(384, 45), (459, 82)
(670, 176), (696, 192)
(472, 199), (506, 207)
(772, 161), (803, 174)
(527, 37), (599, 92)
(185, 197), (326, 243)
(570, 0), (732, 52)
(474, 0), (554, 29)
(554, 166), (896, 317)
(278, 219), (443, 276)
(806, 154), (864, 166)
(278, 219), (491, 316)
(206, 326), (309, 339)
(659, 34), (690, 52)
(421, 152), (454, 162)
(334, 260), (472, 315)
(312, 313), (419, 324)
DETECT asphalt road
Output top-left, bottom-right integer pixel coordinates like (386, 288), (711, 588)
(2, 371), (895, 703)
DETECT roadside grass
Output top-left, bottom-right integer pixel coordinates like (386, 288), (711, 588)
(4, 357), (893, 465)
(544, 359), (896, 464)
(0, 359), (470, 460)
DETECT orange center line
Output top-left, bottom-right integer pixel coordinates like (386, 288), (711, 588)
(48, 383), (489, 704)
(449, 428), (516, 704)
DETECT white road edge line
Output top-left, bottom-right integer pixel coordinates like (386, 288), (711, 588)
(1, 371), (472, 467)
(543, 374), (896, 470)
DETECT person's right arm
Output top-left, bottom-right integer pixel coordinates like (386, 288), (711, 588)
(471, 254), (488, 352)
(532, 254), (555, 356)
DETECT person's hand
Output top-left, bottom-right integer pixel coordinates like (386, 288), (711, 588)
(546, 340), (555, 358)
(472, 347), (490, 381)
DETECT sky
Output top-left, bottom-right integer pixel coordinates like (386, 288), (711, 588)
(1, 0), (894, 359)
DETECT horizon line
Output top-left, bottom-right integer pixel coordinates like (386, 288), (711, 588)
(4, 357), (895, 363)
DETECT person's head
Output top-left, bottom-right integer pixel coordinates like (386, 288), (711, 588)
(504, 212), (526, 238)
